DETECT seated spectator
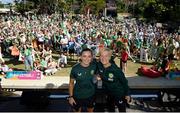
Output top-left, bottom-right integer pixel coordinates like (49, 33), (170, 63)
(68, 38), (75, 59)
(44, 46), (52, 61)
(164, 54), (178, 73)
(33, 60), (41, 71)
(0, 62), (13, 75)
(57, 52), (67, 68)
(45, 59), (58, 75)
(40, 57), (48, 72)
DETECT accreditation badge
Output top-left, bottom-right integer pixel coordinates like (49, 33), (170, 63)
(108, 73), (114, 81)
(77, 73), (82, 77)
(91, 70), (94, 75)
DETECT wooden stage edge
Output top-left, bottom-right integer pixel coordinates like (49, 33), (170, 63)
(1, 76), (180, 90)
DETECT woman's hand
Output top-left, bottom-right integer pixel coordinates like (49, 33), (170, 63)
(125, 96), (131, 103)
(96, 75), (101, 80)
(68, 97), (76, 106)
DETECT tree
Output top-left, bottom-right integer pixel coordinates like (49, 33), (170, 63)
(79, 0), (106, 15)
(115, 0), (125, 13)
(140, 0), (180, 23)
(123, 0), (137, 12)
(57, 0), (70, 13)
(14, 0), (57, 14)
(0, 1), (4, 8)
(14, 0), (35, 14)
(132, 0), (180, 30)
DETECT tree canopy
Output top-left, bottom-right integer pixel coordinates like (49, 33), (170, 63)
(13, 0), (179, 24)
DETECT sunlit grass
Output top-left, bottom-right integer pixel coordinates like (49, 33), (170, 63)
(1, 54), (180, 77)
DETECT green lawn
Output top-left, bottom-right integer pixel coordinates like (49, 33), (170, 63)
(1, 54), (180, 77)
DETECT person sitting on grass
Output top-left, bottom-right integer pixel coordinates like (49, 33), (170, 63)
(0, 62), (13, 75)
(44, 59), (58, 76)
(33, 60), (41, 71)
(40, 57), (48, 74)
(57, 52), (67, 69)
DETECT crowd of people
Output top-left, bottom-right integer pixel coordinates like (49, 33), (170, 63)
(0, 13), (179, 74)
(0, 13), (179, 112)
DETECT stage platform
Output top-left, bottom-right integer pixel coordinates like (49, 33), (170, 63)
(1, 75), (180, 90)
(1, 75), (180, 109)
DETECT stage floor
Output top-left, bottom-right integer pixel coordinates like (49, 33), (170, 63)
(1, 75), (180, 90)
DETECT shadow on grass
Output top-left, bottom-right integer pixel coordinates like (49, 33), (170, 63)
(12, 68), (25, 71)
(5, 58), (23, 66)
(65, 61), (78, 68)
(52, 55), (59, 61)
(135, 60), (154, 65)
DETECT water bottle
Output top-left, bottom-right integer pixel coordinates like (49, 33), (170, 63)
(92, 75), (97, 84)
(97, 79), (102, 89)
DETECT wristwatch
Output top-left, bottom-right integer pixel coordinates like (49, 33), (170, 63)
(67, 95), (73, 99)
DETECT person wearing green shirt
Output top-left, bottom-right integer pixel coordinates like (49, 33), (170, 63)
(111, 33), (118, 40)
(24, 45), (33, 70)
(68, 48), (97, 112)
(104, 38), (112, 48)
(40, 57), (48, 71)
(98, 48), (130, 112)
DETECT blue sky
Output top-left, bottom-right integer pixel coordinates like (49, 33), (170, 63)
(0, 0), (13, 4)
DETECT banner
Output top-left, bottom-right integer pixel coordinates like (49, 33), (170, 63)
(5, 71), (42, 80)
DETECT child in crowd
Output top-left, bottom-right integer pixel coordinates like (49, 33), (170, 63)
(33, 60), (41, 71)
(40, 57), (48, 72)
(120, 47), (128, 73)
(57, 52), (67, 69)
(44, 46), (52, 61)
(45, 59), (58, 75)
(140, 45), (149, 62)
(0, 62), (13, 75)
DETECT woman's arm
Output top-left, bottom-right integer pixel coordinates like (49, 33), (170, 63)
(69, 78), (74, 97)
(68, 78), (76, 106)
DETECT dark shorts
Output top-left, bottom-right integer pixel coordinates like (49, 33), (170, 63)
(37, 41), (44, 45)
(107, 95), (126, 112)
(121, 59), (127, 63)
(69, 49), (75, 54)
(62, 47), (67, 52)
(72, 95), (95, 111)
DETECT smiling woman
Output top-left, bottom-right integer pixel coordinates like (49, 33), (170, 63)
(68, 48), (97, 112)
(98, 47), (130, 112)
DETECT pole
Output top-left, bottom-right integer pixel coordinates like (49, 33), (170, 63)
(104, 8), (107, 18)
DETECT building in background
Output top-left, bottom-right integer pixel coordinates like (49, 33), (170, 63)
(105, 0), (117, 17)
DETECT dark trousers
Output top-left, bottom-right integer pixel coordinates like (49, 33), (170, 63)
(107, 95), (126, 112)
